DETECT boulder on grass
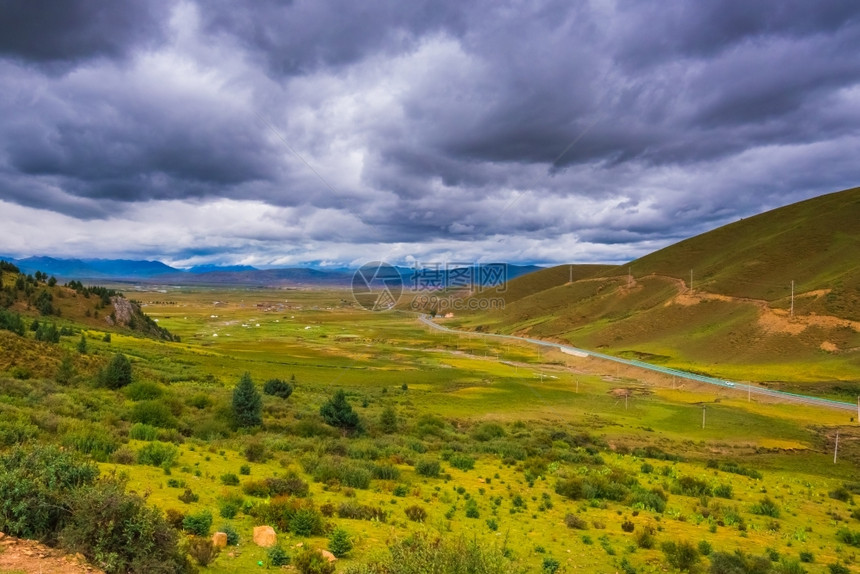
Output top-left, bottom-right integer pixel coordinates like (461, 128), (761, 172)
(253, 526), (276, 547)
(320, 549), (337, 563)
(211, 532), (228, 548)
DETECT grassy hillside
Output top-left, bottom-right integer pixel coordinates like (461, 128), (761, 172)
(449, 188), (860, 389)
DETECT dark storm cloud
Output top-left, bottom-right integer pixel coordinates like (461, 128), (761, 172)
(0, 0), (170, 65)
(0, 0), (859, 264)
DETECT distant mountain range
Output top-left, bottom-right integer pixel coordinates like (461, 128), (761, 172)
(0, 255), (542, 288)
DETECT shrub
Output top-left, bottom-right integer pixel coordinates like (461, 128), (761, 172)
(220, 473), (240, 486)
(0, 445), (98, 541)
(798, 551), (813, 563)
(165, 509), (185, 530)
(129, 423), (159, 441)
(836, 528), (860, 547)
(240, 464), (251, 475)
(125, 381), (164, 401)
(264, 378), (294, 399)
(379, 406), (398, 433)
(182, 510), (213, 536)
(829, 564), (850, 574)
(221, 523), (239, 546)
(137, 441), (178, 468)
(291, 508), (325, 537)
(188, 537), (220, 567)
(829, 486), (853, 503)
(465, 499), (480, 519)
(178, 488), (199, 504)
(565, 513), (588, 530)
(751, 497), (781, 518)
(415, 458), (441, 478)
(60, 479), (189, 574)
(371, 463), (400, 481)
(381, 533), (522, 574)
(675, 476), (712, 497)
(775, 558), (808, 574)
(621, 520), (635, 533)
(61, 425), (118, 461)
(295, 548), (336, 574)
(268, 545), (291, 567)
(449, 454), (476, 472)
(405, 505), (428, 522)
(244, 441), (267, 462)
(130, 401), (177, 429)
(697, 540), (712, 556)
(629, 487), (668, 513)
(661, 541), (699, 572)
(219, 493), (244, 519)
(708, 551), (772, 574)
(472, 422), (506, 442)
(337, 502), (387, 522)
(329, 527), (353, 558)
(635, 527), (655, 549)
(542, 557), (561, 573)
(242, 479), (270, 498)
(713, 484), (733, 499)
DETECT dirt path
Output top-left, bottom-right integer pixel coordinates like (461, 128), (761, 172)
(0, 533), (103, 574)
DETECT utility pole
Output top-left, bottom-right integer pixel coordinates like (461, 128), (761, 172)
(790, 280), (795, 319)
(834, 431), (839, 463)
(628, 267), (632, 287)
(690, 269), (694, 292)
(748, 382), (751, 402)
(569, 265), (573, 283)
(857, 396), (859, 424)
(702, 405), (706, 429)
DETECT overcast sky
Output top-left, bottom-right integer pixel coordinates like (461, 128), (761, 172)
(1, 1), (858, 268)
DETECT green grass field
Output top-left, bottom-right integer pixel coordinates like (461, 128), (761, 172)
(2, 281), (859, 573)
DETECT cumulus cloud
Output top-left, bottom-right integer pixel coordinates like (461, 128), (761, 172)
(0, 0), (859, 266)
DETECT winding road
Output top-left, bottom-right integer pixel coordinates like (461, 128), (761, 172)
(417, 314), (859, 414)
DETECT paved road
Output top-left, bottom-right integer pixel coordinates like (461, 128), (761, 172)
(417, 314), (858, 413)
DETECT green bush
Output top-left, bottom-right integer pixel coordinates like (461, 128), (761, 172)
(220, 472), (240, 486)
(329, 527), (353, 558)
(751, 497), (781, 518)
(713, 484), (733, 499)
(0, 445), (98, 541)
(415, 458), (441, 478)
(129, 423), (160, 441)
(295, 547), (335, 574)
(405, 505), (428, 522)
(449, 453), (476, 471)
(137, 441), (178, 467)
(472, 422), (506, 442)
(268, 545), (291, 567)
(264, 378), (294, 399)
(697, 540), (712, 556)
(130, 400), (178, 429)
(125, 381), (164, 401)
(836, 528), (860, 547)
(291, 508), (325, 537)
(542, 557), (561, 574)
(708, 551), (772, 574)
(61, 425), (118, 461)
(187, 537), (220, 567)
(661, 540), (699, 572)
(182, 510), (213, 536)
(60, 479), (190, 574)
(221, 524), (239, 546)
(565, 513), (588, 530)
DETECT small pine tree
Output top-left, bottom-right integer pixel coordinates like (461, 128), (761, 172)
(101, 353), (132, 389)
(379, 406), (398, 434)
(320, 389), (360, 432)
(232, 372), (262, 428)
(56, 354), (76, 385)
(77, 333), (88, 354)
(328, 528), (352, 558)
